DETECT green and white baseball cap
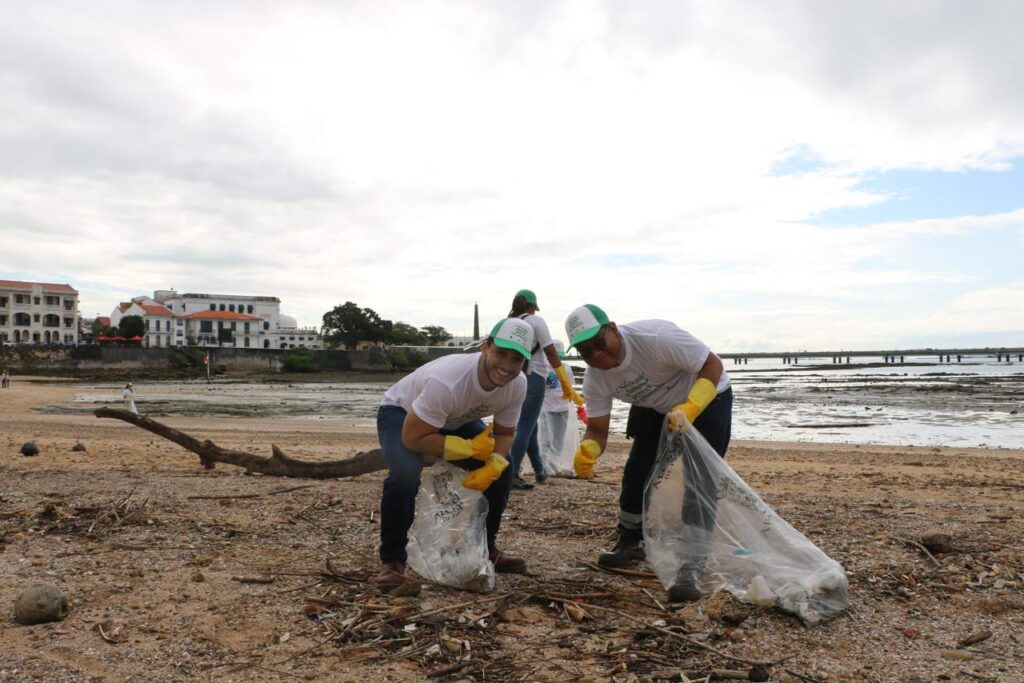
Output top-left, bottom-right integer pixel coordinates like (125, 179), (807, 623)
(565, 304), (610, 348)
(489, 318), (535, 361)
(516, 289), (538, 310)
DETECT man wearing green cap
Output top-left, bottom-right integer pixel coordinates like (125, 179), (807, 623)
(375, 318), (535, 588)
(565, 304), (733, 603)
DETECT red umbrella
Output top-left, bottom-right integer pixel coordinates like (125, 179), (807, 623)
(95, 335), (111, 341)
(110, 336), (127, 342)
(128, 336), (144, 342)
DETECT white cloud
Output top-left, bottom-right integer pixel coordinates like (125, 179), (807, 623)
(1, 1), (1022, 349)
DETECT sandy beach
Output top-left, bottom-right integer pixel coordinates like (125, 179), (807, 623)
(1, 379), (1022, 682)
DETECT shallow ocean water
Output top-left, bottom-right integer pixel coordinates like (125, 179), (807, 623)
(64, 354), (1023, 449)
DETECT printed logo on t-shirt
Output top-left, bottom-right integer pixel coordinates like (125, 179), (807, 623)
(616, 373), (661, 404)
(446, 405), (492, 428)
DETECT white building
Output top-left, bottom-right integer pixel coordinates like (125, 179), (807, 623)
(0, 279), (80, 345)
(110, 290), (321, 349)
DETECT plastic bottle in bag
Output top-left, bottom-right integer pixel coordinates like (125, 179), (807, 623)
(406, 463), (496, 593)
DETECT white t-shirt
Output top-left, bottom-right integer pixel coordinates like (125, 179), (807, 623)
(542, 369), (572, 413)
(382, 353), (527, 430)
(518, 313), (554, 376)
(581, 320), (731, 418)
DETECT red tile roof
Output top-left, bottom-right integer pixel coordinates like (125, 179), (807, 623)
(140, 304), (174, 316)
(96, 316), (111, 326)
(0, 279), (78, 294)
(187, 310), (262, 321)
(118, 302), (131, 313)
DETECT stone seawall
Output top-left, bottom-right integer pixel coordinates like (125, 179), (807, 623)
(0, 345), (430, 375)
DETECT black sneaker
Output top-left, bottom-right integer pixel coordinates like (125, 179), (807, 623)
(511, 476), (534, 490)
(535, 473), (549, 485)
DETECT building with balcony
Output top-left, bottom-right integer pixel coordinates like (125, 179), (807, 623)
(109, 290), (321, 349)
(0, 280), (79, 344)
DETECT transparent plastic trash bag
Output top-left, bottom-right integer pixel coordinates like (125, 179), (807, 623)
(406, 462), (495, 593)
(643, 423), (849, 625)
(537, 408), (579, 477)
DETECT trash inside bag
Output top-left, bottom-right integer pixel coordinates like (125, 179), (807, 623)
(537, 408), (579, 477)
(406, 463), (495, 593)
(643, 424), (849, 625)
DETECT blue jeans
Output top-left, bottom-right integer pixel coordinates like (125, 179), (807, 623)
(509, 371), (546, 479)
(377, 404), (514, 563)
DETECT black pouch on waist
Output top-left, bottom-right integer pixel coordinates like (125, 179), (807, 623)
(625, 405), (666, 440)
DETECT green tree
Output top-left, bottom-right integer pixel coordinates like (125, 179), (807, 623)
(388, 321), (425, 345)
(91, 318), (117, 336)
(118, 315), (145, 338)
(420, 325), (452, 346)
(322, 302), (392, 350)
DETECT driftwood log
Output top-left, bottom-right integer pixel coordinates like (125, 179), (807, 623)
(93, 407), (386, 478)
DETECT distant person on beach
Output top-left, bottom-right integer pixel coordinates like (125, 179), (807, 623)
(374, 318), (533, 589)
(565, 304), (733, 603)
(122, 382), (138, 415)
(1, 369), (9, 388)
(506, 289), (583, 490)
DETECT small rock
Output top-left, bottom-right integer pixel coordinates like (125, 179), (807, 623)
(14, 583), (69, 625)
(191, 571), (205, 583)
(902, 628), (919, 639)
(20, 442), (39, 457)
(71, 443), (86, 452)
(920, 531), (954, 554)
(748, 665), (770, 682)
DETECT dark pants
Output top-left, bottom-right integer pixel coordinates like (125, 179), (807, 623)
(509, 371), (546, 478)
(377, 404), (513, 563)
(619, 388), (733, 536)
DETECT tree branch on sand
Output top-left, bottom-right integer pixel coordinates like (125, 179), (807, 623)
(93, 408), (385, 478)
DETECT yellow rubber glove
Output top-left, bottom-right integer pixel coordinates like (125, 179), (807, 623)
(554, 364), (584, 406)
(573, 439), (602, 479)
(667, 378), (718, 430)
(463, 454), (508, 491)
(443, 424), (494, 462)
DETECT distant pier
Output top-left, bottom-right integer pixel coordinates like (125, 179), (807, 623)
(716, 347), (1024, 365)
(567, 347), (1024, 364)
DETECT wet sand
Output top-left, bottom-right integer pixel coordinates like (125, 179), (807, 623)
(1, 379), (1023, 681)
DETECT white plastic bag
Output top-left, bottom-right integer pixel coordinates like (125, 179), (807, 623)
(537, 409), (579, 477)
(406, 463), (495, 593)
(643, 424), (849, 625)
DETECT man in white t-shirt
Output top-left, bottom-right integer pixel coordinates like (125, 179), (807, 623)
(376, 318), (534, 588)
(565, 304), (733, 603)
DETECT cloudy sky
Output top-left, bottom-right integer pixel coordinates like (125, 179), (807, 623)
(2, 0), (1022, 351)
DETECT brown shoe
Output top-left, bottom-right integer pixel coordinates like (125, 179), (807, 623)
(489, 550), (527, 574)
(377, 561), (406, 588)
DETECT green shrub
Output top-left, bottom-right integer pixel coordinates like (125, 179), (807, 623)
(171, 348), (205, 368)
(386, 348), (408, 369)
(405, 350), (429, 368)
(284, 347), (316, 372)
